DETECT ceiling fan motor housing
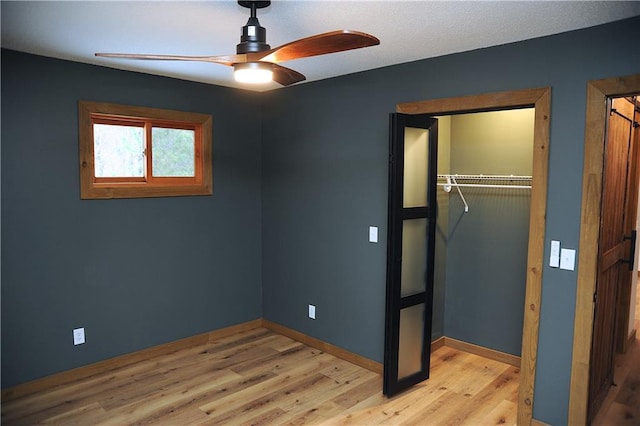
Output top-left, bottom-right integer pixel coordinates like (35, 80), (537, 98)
(237, 17), (270, 54)
(236, 1), (272, 54)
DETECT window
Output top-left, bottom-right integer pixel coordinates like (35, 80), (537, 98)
(79, 101), (212, 199)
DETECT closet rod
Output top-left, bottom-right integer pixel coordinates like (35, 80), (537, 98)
(437, 173), (532, 181)
(437, 183), (532, 189)
(437, 174), (532, 213)
(437, 174), (532, 189)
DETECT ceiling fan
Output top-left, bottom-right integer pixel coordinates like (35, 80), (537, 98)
(96, 1), (380, 86)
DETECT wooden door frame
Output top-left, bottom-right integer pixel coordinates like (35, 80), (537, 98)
(569, 74), (640, 425)
(397, 86), (551, 425)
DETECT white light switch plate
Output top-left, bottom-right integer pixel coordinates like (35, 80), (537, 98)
(560, 248), (576, 271)
(308, 304), (316, 320)
(73, 327), (85, 345)
(550, 240), (560, 268)
(369, 226), (378, 243)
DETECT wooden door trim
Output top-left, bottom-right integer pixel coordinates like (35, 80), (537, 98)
(569, 74), (640, 425)
(398, 86), (551, 425)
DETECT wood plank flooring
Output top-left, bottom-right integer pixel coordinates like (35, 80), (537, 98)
(593, 288), (640, 425)
(1, 328), (519, 425)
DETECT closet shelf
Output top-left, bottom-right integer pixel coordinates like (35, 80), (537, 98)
(437, 174), (532, 213)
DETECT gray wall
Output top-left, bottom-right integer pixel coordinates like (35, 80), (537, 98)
(261, 17), (640, 425)
(2, 15), (640, 425)
(444, 187), (531, 355)
(1, 49), (264, 388)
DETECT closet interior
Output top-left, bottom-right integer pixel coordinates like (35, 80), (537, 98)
(431, 108), (535, 357)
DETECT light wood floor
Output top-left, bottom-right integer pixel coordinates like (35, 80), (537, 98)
(2, 328), (519, 425)
(593, 285), (640, 425)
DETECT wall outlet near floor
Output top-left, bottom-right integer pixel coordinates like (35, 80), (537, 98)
(308, 304), (316, 320)
(73, 327), (85, 345)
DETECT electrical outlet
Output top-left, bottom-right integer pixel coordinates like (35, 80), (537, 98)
(73, 327), (85, 345)
(308, 304), (316, 320)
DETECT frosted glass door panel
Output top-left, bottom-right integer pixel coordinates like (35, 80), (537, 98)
(403, 127), (429, 208)
(397, 303), (425, 380)
(384, 113), (437, 397)
(401, 218), (427, 297)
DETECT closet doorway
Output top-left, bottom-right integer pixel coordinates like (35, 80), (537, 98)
(387, 87), (551, 425)
(385, 108), (533, 392)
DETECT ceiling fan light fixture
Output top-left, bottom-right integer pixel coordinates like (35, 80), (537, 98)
(234, 62), (273, 84)
(97, 0), (378, 87)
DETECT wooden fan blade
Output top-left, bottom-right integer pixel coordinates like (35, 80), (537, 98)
(95, 52), (248, 67)
(271, 64), (306, 86)
(253, 30), (379, 63)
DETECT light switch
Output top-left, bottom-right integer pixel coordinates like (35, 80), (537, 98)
(550, 240), (560, 268)
(369, 226), (378, 243)
(560, 248), (576, 271)
(308, 304), (316, 320)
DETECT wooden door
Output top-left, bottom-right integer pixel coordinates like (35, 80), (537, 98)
(616, 97), (640, 353)
(588, 96), (639, 422)
(383, 113), (438, 397)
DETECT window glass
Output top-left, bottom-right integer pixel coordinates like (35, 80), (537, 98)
(151, 127), (195, 177)
(93, 123), (145, 178)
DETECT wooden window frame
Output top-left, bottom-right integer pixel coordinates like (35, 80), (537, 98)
(79, 101), (212, 199)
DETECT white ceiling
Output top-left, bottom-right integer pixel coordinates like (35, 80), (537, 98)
(2, 1), (640, 92)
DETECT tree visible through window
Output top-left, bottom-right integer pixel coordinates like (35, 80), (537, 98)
(94, 123), (145, 178)
(151, 127), (195, 177)
(79, 101), (212, 199)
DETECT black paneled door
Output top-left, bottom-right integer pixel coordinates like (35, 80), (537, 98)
(383, 113), (438, 397)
